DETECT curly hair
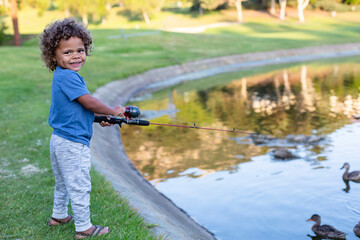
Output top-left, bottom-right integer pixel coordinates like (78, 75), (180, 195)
(39, 18), (93, 71)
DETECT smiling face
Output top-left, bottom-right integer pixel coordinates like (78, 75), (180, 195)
(53, 37), (86, 72)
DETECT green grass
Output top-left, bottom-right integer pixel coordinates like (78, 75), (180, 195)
(1, 7), (360, 239)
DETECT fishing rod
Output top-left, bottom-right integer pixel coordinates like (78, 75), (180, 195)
(94, 106), (254, 134)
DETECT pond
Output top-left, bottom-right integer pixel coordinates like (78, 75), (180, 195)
(121, 56), (360, 240)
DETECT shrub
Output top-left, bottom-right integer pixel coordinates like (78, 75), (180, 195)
(343, 0), (360, 6)
(313, 0), (354, 12)
(0, 21), (7, 45)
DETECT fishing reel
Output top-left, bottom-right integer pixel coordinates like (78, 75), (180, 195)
(124, 105), (141, 119)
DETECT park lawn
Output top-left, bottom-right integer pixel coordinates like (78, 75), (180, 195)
(1, 8), (360, 239)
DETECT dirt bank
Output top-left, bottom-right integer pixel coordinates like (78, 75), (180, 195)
(90, 42), (360, 239)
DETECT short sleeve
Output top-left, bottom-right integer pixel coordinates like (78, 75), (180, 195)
(60, 71), (90, 101)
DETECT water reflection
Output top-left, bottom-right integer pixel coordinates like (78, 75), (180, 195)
(343, 180), (351, 193)
(123, 60), (360, 182)
(307, 234), (330, 240)
(121, 58), (360, 240)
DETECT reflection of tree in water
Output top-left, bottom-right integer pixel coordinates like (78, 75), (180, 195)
(216, 64), (360, 136)
(300, 65), (317, 112)
(122, 106), (265, 181)
(122, 89), (266, 181)
(122, 62), (360, 181)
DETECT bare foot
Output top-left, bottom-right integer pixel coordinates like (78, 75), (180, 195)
(75, 225), (110, 239)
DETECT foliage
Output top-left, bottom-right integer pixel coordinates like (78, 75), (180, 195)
(189, 0), (357, 12)
(0, 2), (7, 45)
(313, 0), (353, 11)
(190, 0), (227, 11)
(239, 0), (267, 10)
(281, 0), (297, 8)
(343, 0), (360, 6)
(0, 5), (7, 15)
(189, 0), (201, 11)
(55, 0), (108, 24)
(201, 0), (227, 10)
(21, 0), (51, 16)
(0, 20), (7, 45)
(123, 0), (164, 17)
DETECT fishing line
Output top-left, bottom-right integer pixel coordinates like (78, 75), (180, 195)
(149, 122), (254, 134)
(94, 106), (255, 135)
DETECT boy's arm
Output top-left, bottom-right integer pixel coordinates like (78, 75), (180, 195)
(77, 93), (125, 116)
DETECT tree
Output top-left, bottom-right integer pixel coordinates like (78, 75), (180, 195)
(279, 0), (286, 20)
(55, 0), (107, 25)
(228, 0), (247, 22)
(123, 0), (164, 25)
(343, 0), (360, 10)
(270, 0), (275, 14)
(190, 0), (227, 13)
(297, 0), (309, 22)
(10, 0), (20, 46)
(344, 0), (360, 5)
(0, 0), (10, 9)
(201, 0), (226, 10)
(21, 0), (50, 16)
(56, 0), (76, 17)
(190, 0), (204, 14)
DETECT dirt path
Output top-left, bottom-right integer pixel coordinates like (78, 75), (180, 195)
(91, 42), (360, 240)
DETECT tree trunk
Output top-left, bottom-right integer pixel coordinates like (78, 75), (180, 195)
(235, 0), (243, 22)
(65, 9), (70, 17)
(300, 65), (315, 111)
(142, 11), (151, 25)
(274, 77), (282, 106)
(262, 0), (267, 8)
(270, 0), (276, 15)
(1, 0), (10, 8)
(282, 70), (294, 108)
(297, 0), (309, 22)
(297, 0), (304, 22)
(10, 0), (20, 46)
(199, 5), (203, 15)
(279, 0), (286, 20)
(82, 13), (88, 26)
(283, 70), (291, 95)
(106, 0), (111, 11)
(156, 0), (165, 12)
(241, 78), (247, 100)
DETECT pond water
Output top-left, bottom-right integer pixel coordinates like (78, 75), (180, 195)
(121, 56), (360, 240)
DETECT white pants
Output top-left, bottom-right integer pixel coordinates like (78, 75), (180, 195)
(50, 134), (92, 232)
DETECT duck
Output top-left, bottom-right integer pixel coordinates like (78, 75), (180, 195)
(354, 222), (360, 238)
(341, 162), (360, 182)
(306, 214), (346, 239)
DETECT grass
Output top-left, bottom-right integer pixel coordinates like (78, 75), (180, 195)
(1, 6), (360, 239)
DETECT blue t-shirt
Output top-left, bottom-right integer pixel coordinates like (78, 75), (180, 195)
(49, 67), (94, 146)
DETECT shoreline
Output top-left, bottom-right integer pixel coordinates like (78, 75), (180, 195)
(90, 42), (360, 239)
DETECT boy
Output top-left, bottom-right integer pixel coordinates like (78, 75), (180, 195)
(39, 18), (124, 239)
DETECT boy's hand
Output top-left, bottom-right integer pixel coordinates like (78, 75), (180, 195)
(113, 105), (125, 116)
(99, 115), (113, 127)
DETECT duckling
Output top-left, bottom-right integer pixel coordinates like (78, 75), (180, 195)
(341, 162), (360, 182)
(354, 222), (360, 238)
(306, 214), (346, 239)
